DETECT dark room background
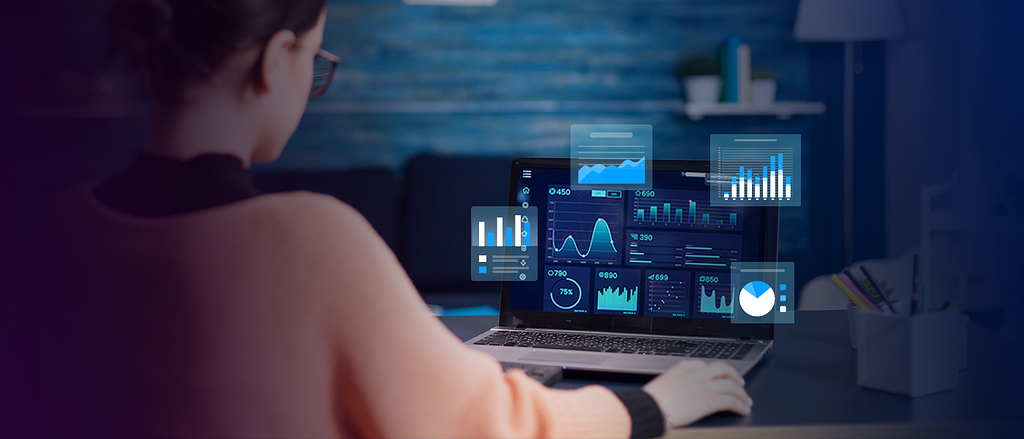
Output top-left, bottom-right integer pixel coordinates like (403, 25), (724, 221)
(14, 1), (1016, 315)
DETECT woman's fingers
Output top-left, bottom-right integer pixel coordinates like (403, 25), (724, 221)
(645, 359), (754, 429)
(708, 377), (753, 407)
(696, 361), (745, 386)
(711, 394), (752, 416)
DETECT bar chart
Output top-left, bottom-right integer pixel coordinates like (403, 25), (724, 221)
(470, 206), (538, 282)
(724, 154), (791, 200)
(476, 212), (532, 248)
(593, 268), (641, 314)
(630, 189), (742, 229)
(625, 230), (742, 268)
(711, 134), (802, 207)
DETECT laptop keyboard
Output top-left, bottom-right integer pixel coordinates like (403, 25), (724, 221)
(474, 330), (756, 360)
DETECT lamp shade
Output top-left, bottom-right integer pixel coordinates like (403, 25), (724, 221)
(794, 0), (905, 42)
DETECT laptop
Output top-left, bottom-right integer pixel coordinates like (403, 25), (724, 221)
(465, 157), (779, 375)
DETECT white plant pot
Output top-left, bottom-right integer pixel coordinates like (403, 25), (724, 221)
(682, 75), (721, 104)
(751, 79), (777, 105)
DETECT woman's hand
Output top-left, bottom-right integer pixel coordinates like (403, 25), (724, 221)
(641, 360), (753, 429)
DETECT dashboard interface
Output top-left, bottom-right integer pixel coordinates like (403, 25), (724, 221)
(509, 163), (765, 322)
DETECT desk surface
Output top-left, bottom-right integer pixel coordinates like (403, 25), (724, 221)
(440, 310), (1020, 438)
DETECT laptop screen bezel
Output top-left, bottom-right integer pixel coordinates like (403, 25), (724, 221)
(499, 157), (777, 341)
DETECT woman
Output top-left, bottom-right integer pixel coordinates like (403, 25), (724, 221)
(38, 0), (752, 437)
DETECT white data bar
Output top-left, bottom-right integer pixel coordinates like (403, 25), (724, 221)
(496, 217), (503, 247)
(514, 214), (522, 247)
(778, 170), (785, 199)
(478, 221), (485, 247)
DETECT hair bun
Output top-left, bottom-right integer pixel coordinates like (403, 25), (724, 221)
(105, 0), (327, 103)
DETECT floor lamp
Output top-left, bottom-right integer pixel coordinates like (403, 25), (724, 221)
(794, 0), (904, 267)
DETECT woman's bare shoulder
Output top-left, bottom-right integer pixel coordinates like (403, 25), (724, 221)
(244, 190), (373, 232)
(241, 191), (389, 260)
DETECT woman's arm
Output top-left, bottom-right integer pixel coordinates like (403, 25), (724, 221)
(298, 195), (631, 438)
(295, 193), (750, 437)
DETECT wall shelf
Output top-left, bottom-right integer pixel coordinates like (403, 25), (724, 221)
(304, 100), (686, 114)
(681, 101), (826, 120)
(6, 100), (825, 119)
(309, 100), (827, 118)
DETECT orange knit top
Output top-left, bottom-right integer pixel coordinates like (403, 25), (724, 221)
(40, 180), (634, 438)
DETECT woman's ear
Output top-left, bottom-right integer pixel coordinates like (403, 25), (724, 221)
(256, 29), (298, 94)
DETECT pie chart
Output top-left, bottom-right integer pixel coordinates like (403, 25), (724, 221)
(738, 281), (775, 317)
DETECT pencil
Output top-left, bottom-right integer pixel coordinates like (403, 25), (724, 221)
(838, 272), (880, 312)
(831, 274), (870, 311)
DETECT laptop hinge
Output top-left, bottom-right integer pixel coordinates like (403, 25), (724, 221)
(514, 322), (528, 329)
(739, 335), (753, 340)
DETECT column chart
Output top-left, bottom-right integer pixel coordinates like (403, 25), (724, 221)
(710, 134), (802, 207)
(630, 189), (742, 229)
(471, 206), (538, 281)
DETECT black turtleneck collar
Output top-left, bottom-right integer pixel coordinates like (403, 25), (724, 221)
(93, 153), (261, 216)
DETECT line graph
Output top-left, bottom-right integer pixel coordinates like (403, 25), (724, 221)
(547, 185), (623, 265)
(552, 218), (618, 258)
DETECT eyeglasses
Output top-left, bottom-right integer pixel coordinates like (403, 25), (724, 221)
(311, 49), (340, 98)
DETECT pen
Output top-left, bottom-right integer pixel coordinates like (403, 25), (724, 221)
(859, 266), (899, 315)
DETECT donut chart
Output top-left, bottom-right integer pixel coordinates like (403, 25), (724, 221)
(738, 280), (775, 317)
(549, 277), (584, 310)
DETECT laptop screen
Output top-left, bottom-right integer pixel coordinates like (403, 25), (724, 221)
(501, 158), (777, 339)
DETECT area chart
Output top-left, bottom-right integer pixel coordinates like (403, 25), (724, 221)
(547, 185), (623, 265)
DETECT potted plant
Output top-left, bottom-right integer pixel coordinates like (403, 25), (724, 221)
(750, 68), (777, 106)
(675, 55), (721, 104)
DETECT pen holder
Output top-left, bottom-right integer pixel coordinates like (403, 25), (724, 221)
(848, 307), (968, 397)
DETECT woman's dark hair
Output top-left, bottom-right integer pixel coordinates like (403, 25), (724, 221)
(107, 0), (327, 103)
